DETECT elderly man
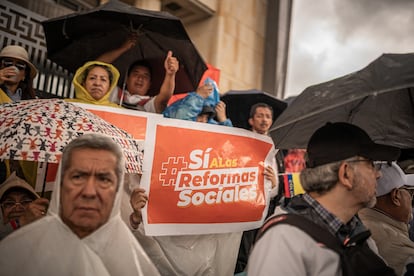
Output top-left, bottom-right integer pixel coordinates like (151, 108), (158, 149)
(0, 134), (159, 276)
(359, 162), (414, 275)
(247, 122), (399, 276)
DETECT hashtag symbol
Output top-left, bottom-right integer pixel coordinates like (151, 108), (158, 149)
(159, 156), (188, 186)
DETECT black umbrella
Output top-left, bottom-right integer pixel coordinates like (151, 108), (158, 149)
(270, 53), (414, 150)
(221, 89), (287, 130)
(41, 0), (207, 96)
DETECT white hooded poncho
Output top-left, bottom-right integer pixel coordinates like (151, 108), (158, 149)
(0, 163), (160, 276)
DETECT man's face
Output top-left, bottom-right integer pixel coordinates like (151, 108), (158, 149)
(1, 191), (33, 224)
(248, 107), (273, 135)
(60, 148), (118, 238)
(350, 159), (381, 208)
(126, 66), (151, 96)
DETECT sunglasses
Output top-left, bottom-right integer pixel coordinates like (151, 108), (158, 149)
(1, 59), (27, 71)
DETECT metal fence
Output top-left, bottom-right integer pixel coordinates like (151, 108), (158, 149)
(0, 0), (74, 99)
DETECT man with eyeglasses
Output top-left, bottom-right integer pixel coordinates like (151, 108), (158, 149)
(0, 172), (49, 240)
(359, 162), (414, 276)
(247, 122), (400, 276)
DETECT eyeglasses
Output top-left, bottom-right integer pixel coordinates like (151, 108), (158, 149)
(1, 59), (27, 71)
(400, 187), (414, 199)
(346, 159), (387, 171)
(0, 199), (33, 209)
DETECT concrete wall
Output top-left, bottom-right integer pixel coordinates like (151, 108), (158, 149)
(184, 0), (267, 94)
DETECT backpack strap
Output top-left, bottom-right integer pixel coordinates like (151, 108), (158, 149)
(257, 213), (343, 253)
(255, 213), (396, 276)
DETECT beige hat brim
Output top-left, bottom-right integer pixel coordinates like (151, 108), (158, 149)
(0, 172), (40, 200)
(0, 53), (38, 80)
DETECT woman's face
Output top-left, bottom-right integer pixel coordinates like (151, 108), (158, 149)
(83, 66), (111, 100)
(1, 58), (27, 84)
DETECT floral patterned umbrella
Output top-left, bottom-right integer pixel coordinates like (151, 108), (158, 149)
(0, 99), (143, 173)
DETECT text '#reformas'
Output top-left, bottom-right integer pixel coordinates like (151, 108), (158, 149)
(169, 148), (259, 207)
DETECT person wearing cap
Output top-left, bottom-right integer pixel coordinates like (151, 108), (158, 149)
(0, 45), (38, 103)
(398, 156), (414, 242)
(196, 105), (216, 123)
(359, 162), (414, 276)
(196, 102), (232, 126)
(247, 122), (400, 275)
(0, 172), (49, 240)
(163, 79), (233, 126)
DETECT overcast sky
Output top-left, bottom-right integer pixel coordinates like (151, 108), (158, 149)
(285, 0), (414, 99)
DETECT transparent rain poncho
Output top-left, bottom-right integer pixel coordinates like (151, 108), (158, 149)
(0, 161), (160, 276)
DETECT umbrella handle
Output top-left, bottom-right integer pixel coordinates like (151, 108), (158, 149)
(120, 68), (130, 106)
(62, 20), (69, 39)
(128, 22), (144, 36)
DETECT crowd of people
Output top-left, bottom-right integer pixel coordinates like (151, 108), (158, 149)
(1, 40), (414, 276)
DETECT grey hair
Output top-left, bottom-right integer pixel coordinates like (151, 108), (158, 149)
(300, 156), (359, 194)
(60, 134), (125, 189)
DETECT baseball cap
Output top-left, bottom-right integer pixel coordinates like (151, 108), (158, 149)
(199, 105), (216, 120)
(377, 162), (414, 196)
(307, 122), (400, 168)
(407, 174), (414, 187)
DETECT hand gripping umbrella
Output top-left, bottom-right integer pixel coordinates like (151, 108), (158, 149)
(41, 0), (207, 95)
(270, 53), (414, 150)
(0, 99), (143, 174)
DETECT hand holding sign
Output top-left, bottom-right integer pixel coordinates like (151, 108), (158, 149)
(129, 187), (148, 229)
